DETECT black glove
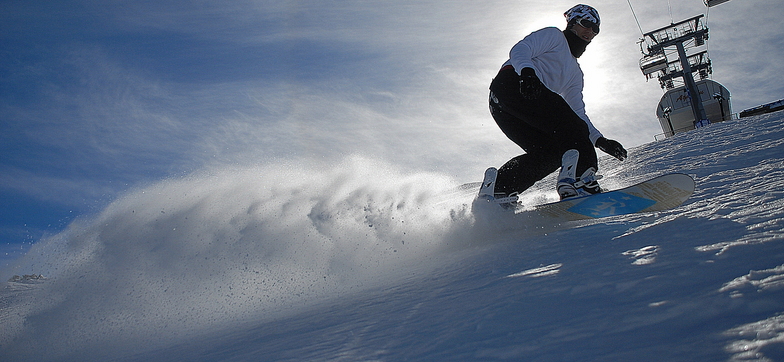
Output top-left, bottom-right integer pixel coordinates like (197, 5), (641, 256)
(519, 67), (543, 100)
(595, 137), (627, 161)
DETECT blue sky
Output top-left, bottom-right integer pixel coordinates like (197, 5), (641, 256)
(1, 0), (782, 262)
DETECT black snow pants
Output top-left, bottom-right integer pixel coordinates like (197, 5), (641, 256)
(489, 66), (597, 195)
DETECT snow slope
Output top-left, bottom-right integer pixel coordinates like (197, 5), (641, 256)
(2, 111), (784, 361)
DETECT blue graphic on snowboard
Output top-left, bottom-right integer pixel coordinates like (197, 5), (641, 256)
(566, 191), (657, 218)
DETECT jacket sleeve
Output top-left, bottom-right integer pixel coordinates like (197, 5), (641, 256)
(506, 27), (562, 77)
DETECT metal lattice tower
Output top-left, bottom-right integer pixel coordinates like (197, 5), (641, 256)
(639, 15), (711, 126)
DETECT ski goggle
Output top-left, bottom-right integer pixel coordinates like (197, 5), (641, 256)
(574, 17), (600, 34)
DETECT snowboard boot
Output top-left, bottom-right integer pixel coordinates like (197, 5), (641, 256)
(557, 150), (602, 200)
(478, 167), (519, 208)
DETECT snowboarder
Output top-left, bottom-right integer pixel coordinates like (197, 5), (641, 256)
(487, 4), (628, 202)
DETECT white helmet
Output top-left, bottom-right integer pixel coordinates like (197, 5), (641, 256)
(564, 4), (600, 33)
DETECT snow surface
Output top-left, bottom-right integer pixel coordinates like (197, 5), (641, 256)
(2, 111), (784, 361)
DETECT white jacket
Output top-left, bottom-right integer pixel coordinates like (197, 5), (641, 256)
(503, 27), (603, 144)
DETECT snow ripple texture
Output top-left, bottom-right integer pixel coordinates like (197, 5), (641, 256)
(2, 112), (784, 361)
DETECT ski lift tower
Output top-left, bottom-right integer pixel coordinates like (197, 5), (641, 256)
(639, 15), (731, 138)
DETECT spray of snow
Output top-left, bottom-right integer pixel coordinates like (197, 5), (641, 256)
(0, 156), (493, 358)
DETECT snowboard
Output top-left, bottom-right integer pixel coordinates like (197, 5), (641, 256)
(476, 169), (695, 221)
